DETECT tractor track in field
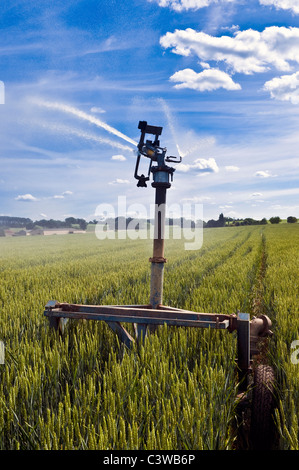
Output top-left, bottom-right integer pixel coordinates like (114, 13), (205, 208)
(251, 233), (267, 318)
(250, 232), (272, 367)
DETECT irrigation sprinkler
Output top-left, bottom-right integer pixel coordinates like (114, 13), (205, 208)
(44, 121), (276, 449)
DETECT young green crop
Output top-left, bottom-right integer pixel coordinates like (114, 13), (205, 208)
(0, 223), (298, 449)
(262, 224), (299, 450)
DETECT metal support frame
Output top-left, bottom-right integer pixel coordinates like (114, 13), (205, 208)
(44, 301), (272, 384)
(44, 120), (273, 389)
(44, 302), (234, 332)
(44, 301), (236, 354)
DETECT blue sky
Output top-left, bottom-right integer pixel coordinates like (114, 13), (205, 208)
(0, 0), (299, 222)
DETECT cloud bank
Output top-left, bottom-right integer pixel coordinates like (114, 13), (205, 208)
(160, 26), (299, 75)
(148, 0), (234, 11)
(149, 0), (299, 14)
(259, 0), (299, 14)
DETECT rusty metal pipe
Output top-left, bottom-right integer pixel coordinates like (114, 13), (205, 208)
(144, 183), (168, 335)
(250, 315), (273, 338)
(150, 262), (164, 309)
(149, 184), (167, 308)
(250, 314), (273, 356)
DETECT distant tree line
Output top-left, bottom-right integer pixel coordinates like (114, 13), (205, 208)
(0, 216), (88, 231)
(204, 213), (268, 227)
(204, 214), (298, 227)
(268, 216), (297, 224)
(0, 216), (32, 228)
(102, 217), (199, 230)
(0, 214), (297, 233)
(204, 213), (227, 227)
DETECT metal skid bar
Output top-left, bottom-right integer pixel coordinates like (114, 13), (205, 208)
(44, 302), (233, 329)
(44, 301), (235, 347)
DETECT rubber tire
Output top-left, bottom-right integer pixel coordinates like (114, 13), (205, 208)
(250, 364), (276, 450)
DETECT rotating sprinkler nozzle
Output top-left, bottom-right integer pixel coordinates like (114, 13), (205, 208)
(134, 121), (182, 188)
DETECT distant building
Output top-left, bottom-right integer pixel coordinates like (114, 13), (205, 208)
(4, 230), (14, 237)
(30, 228), (44, 236)
(13, 230), (27, 237)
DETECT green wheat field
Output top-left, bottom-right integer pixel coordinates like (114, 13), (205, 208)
(0, 223), (298, 450)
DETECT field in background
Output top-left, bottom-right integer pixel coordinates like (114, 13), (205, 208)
(0, 224), (298, 450)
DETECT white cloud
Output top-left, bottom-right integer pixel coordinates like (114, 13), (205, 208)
(53, 191), (73, 199)
(177, 163), (191, 172)
(255, 170), (276, 178)
(170, 68), (241, 91)
(219, 204), (233, 209)
(148, 0), (234, 12)
(264, 71), (299, 104)
(109, 178), (130, 185)
(177, 157), (219, 173)
(90, 106), (106, 114)
(160, 26), (299, 75)
(221, 24), (240, 33)
(15, 193), (38, 202)
(193, 157), (219, 173)
(111, 154), (126, 161)
(225, 165), (240, 171)
(182, 196), (213, 203)
(259, 0), (299, 14)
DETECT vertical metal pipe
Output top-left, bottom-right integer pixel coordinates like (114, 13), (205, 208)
(136, 184), (168, 339)
(150, 185), (167, 309)
(150, 263), (164, 309)
(137, 184), (167, 336)
(237, 312), (251, 391)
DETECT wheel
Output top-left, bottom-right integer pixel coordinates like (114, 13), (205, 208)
(250, 364), (277, 450)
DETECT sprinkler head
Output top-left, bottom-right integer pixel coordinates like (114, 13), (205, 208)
(134, 121), (181, 188)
